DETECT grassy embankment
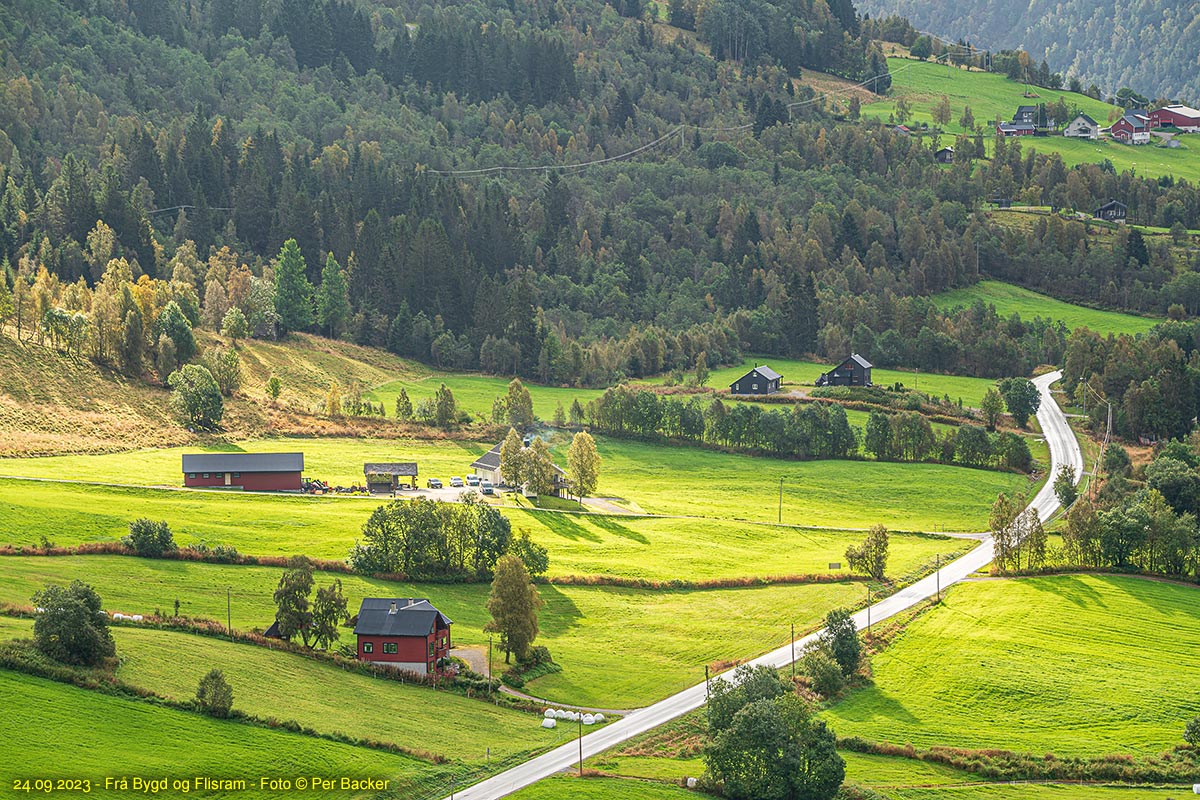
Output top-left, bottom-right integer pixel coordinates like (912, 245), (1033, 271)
(933, 280), (1161, 336)
(821, 575), (1200, 756)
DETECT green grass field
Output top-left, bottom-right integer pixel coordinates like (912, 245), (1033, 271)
(934, 281), (1160, 336)
(862, 58), (1120, 137)
(508, 775), (692, 799)
(365, 373), (604, 424)
(999, 135), (1200, 185)
(0, 617), (565, 766)
(0, 669), (433, 797)
(0, 555), (867, 708)
(680, 356), (1001, 408)
(821, 575), (1200, 756)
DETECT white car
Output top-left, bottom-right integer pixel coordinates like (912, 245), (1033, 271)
(450, 476), (464, 488)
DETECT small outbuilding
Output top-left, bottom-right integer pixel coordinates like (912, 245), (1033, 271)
(1095, 200), (1127, 223)
(816, 354), (873, 387)
(182, 452), (304, 491)
(935, 146), (954, 164)
(730, 365), (782, 396)
(354, 598), (452, 675)
(363, 462), (418, 493)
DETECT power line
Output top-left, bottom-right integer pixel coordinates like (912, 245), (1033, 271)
(147, 204), (233, 215)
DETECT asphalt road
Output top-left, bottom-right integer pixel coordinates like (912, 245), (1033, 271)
(445, 370), (1083, 800)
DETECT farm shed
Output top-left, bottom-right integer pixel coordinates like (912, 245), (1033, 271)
(1095, 200), (1127, 223)
(816, 354), (873, 387)
(354, 598), (452, 675)
(730, 365), (782, 396)
(182, 452), (304, 491)
(363, 462), (418, 492)
(935, 146), (954, 164)
(1149, 104), (1200, 133)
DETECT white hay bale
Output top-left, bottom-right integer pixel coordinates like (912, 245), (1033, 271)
(593, 713), (605, 723)
(686, 777), (698, 789)
(582, 714), (595, 725)
(543, 709), (555, 718)
(554, 709), (568, 719)
(541, 718), (557, 729)
(131, 614), (143, 622)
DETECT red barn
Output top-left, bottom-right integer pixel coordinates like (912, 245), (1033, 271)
(182, 452), (304, 491)
(354, 598), (452, 675)
(1150, 104), (1200, 132)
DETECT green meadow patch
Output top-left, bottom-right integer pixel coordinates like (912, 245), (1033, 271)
(821, 575), (1200, 756)
(0, 669), (430, 796)
(0, 555), (866, 708)
(934, 281), (1160, 336)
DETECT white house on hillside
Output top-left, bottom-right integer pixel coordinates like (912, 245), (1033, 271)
(1063, 113), (1099, 140)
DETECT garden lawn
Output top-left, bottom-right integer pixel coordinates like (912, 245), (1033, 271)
(0, 669), (432, 797)
(934, 281), (1160, 336)
(1003, 135), (1200, 186)
(0, 556), (865, 708)
(821, 575), (1200, 756)
(0, 477), (969, 579)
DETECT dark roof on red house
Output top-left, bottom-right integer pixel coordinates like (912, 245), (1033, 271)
(354, 598), (452, 637)
(182, 452), (304, 473)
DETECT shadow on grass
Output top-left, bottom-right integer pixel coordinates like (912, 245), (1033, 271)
(528, 510), (601, 543)
(589, 515), (649, 545)
(1025, 574), (1105, 609)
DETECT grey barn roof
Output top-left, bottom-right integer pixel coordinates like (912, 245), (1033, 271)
(364, 462), (418, 476)
(182, 452), (304, 473)
(752, 365), (782, 381)
(354, 598), (452, 637)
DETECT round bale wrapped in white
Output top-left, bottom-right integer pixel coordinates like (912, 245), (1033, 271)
(593, 713), (605, 723)
(582, 714), (595, 725)
(544, 709), (555, 718)
(541, 718), (557, 729)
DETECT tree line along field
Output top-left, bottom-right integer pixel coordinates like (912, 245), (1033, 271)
(820, 575), (1200, 757)
(0, 670), (429, 797)
(0, 555), (865, 709)
(933, 281), (1161, 337)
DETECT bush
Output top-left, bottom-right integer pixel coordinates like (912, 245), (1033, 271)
(123, 519), (176, 557)
(196, 668), (234, 718)
(802, 646), (845, 697)
(1186, 715), (1200, 746)
(31, 581), (116, 666)
(168, 364), (224, 430)
(822, 608), (862, 676)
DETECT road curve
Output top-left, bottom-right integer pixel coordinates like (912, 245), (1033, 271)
(446, 370), (1082, 800)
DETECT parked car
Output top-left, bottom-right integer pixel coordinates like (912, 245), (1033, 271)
(427, 478), (443, 489)
(450, 476), (464, 488)
(466, 475), (480, 486)
(480, 480), (494, 496)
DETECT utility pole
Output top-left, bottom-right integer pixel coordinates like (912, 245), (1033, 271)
(790, 623), (795, 679)
(778, 476), (784, 524)
(936, 553), (941, 603)
(488, 635), (494, 700)
(705, 665), (710, 700)
(578, 715), (584, 776)
(226, 587), (231, 637)
(866, 586), (872, 637)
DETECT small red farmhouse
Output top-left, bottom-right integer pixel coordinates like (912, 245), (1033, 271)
(1149, 104), (1200, 133)
(1110, 111), (1151, 144)
(182, 452), (304, 491)
(354, 598), (451, 675)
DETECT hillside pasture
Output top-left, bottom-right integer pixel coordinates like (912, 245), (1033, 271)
(0, 555), (867, 708)
(0, 670), (431, 796)
(933, 281), (1160, 336)
(821, 575), (1200, 756)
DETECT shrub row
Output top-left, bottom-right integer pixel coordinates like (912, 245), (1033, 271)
(0, 541), (354, 573)
(545, 572), (861, 589)
(838, 737), (1200, 783)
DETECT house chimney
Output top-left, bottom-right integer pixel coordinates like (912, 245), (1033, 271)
(388, 601), (397, 614)
(407, 599), (415, 607)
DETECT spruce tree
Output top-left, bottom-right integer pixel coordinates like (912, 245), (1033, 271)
(316, 252), (351, 339)
(273, 239), (315, 334)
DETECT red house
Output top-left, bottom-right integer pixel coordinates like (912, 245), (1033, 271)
(182, 452), (304, 491)
(354, 598), (452, 675)
(1110, 111), (1151, 144)
(1149, 104), (1200, 133)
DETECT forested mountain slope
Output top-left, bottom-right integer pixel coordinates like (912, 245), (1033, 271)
(858, 0), (1200, 102)
(0, 0), (1197, 403)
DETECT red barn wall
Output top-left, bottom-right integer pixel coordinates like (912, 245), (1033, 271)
(183, 471), (302, 491)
